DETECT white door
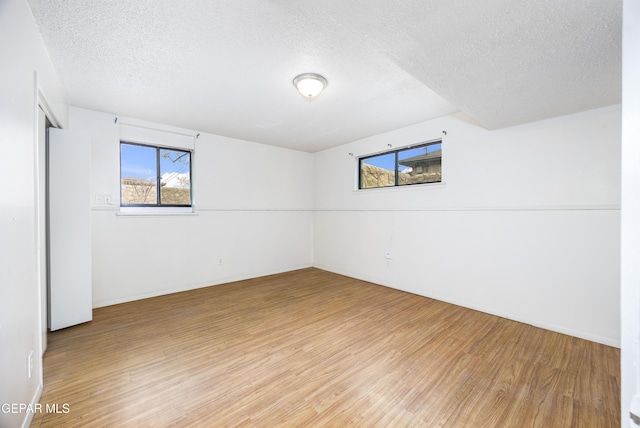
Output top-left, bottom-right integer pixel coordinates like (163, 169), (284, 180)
(48, 128), (92, 330)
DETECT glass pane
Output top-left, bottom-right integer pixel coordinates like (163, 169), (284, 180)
(160, 148), (191, 205)
(121, 144), (157, 205)
(360, 153), (396, 189)
(397, 143), (442, 185)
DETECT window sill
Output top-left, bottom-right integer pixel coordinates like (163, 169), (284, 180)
(354, 181), (447, 193)
(116, 207), (197, 216)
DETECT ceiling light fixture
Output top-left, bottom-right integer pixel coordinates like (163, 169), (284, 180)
(293, 73), (328, 99)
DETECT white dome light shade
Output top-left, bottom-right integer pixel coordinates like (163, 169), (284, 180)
(293, 73), (328, 99)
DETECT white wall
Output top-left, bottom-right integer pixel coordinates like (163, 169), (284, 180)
(0, 0), (67, 427)
(621, 0), (640, 424)
(314, 106), (621, 346)
(67, 107), (313, 307)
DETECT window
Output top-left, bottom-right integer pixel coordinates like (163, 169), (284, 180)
(120, 142), (192, 207)
(359, 140), (442, 189)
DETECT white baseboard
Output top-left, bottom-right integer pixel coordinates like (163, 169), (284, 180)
(312, 263), (621, 349)
(20, 382), (42, 428)
(92, 264), (313, 308)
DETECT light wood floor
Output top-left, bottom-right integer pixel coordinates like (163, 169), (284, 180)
(31, 268), (620, 427)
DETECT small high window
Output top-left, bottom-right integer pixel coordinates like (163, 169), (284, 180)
(359, 140), (442, 189)
(120, 142), (192, 207)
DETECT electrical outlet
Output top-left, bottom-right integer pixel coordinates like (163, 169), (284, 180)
(27, 351), (34, 379)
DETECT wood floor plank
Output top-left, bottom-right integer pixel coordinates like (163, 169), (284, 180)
(31, 268), (619, 427)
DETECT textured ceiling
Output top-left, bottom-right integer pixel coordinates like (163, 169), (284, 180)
(27, 0), (621, 152)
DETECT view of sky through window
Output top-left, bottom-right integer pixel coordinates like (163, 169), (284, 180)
(363, 143), (441, 172)
(121, 144), (156, 180)
(121, 144), (190, 188)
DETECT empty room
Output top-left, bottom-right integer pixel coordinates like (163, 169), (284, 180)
(2, 0), (638, 427)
